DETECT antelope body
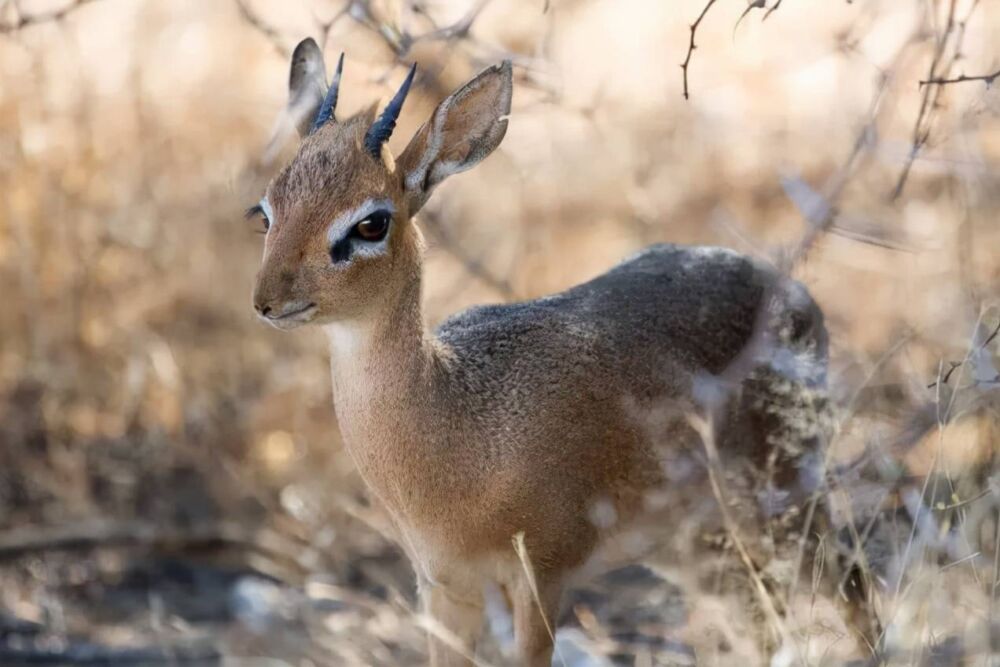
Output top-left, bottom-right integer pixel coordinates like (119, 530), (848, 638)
(251, 39), (831, 666)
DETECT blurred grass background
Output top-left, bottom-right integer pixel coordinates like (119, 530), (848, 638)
(0, 0), (998, 664)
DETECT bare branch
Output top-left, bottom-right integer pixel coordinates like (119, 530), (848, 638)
(680, 0), (720, 100)
(928, 318), (1000, 388)
(919, 67), (1000, 87)
(734, 0), (765, 34)
(413, 0), (493, 44)
(777, 72), (890, 267)
(234, 0), (290, 57)
(313, 1), (352, 52)
(984, 318), (1000, 347)
(891, 0), (978, 200)
(762, 0), (783, 21)
(927, 360), (963, 389)
(0, 0), (97, 33)
(420, 209), (516, 300)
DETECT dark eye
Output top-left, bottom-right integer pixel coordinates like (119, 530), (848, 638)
(245, 204), (269, 234)
(352, 211), (391, 242)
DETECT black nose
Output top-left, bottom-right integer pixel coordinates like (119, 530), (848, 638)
(255, 303), (272, 316)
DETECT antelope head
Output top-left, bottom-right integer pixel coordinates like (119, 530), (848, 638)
(251, 38), (513, 329)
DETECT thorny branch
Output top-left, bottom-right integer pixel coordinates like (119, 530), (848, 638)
(685, 0), (788, 96)
(680, 0), (720, 100)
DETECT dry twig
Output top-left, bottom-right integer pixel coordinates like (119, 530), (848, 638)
(686, 412), (794, 649)
(920, 67), (1000, 87)
(680, 0), (720, 100)
(421, 208), (516, 300)
(890, 0), (977, 200)
(926, 317), (1000, 389)
(734, 0), (765, 33)
(512, 532), (566, 667)
(0, 0), (97, 33)
(412, 0), (494, 45)
(763, 0), (783, 21)
(234, 0), (291, 56)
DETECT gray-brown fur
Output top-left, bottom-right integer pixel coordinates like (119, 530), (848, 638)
(251, 42), (834, 666)
(427, 244), (827, 562)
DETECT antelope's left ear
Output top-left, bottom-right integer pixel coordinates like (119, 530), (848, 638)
(287, 38), (330, 138)
(396, 61), (512, 215)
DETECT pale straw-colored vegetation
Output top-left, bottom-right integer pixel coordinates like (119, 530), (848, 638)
(0, 0), (998, 664)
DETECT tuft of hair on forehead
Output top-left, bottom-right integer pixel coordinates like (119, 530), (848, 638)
(267, 108), (394, 221)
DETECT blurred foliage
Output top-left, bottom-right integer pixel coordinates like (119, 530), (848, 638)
(0, 0), (998, 664)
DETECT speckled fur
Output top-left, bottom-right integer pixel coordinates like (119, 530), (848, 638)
(252, 49), (829, 666)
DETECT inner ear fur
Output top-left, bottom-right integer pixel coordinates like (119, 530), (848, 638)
(397, 61), (513, 214)
(288, 38), (329, 138)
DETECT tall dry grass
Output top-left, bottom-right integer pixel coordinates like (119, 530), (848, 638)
(0, 0), (998, 664)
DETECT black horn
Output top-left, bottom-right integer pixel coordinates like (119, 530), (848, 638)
(364, 63), (417, 158)
(311, 52), (345, 133)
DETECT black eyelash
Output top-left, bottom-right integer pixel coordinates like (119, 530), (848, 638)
(245, 204), (269, 234)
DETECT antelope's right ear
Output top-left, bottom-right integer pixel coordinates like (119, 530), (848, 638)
(397, 61), (512, 215)
(287, 38), (328, 138)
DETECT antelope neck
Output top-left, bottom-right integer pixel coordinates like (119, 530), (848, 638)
(322, 272), (433, 411)
(321, 271), (458, 520)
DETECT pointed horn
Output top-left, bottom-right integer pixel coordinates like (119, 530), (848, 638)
(364, 63), (417, 158)
(311, 52), (345, 133)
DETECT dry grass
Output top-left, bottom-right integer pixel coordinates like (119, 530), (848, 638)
(0, 0), (998, 664)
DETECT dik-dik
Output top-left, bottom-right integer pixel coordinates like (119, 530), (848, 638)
(251, 38), (832, 666)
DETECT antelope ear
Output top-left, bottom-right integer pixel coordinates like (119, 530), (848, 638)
(397, 61), (512, 215)
(287, 38), (328, 138)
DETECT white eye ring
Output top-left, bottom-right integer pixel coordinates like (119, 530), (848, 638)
(325, 198), (396, 246)
(260, 197), (275, 229)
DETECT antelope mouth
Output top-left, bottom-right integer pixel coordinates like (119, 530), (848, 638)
(264, 303), (317, 329)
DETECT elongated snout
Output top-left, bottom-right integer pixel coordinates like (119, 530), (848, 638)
(253, 268), (316, 328)
(253, 297), (317, 329)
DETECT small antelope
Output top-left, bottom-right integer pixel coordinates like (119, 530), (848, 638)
(251, 38), (834, 665)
